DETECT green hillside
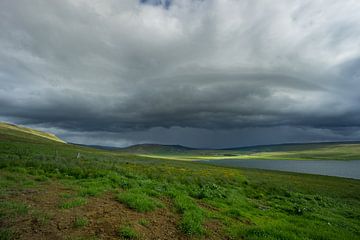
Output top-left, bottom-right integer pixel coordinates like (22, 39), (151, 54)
(0, 124), (359, 239)
(0, 122), (66, 144)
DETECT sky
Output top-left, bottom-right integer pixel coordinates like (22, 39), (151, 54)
(1, 0), (360, 148)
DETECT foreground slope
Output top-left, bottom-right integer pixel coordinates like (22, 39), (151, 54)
(0, 124), (359, 239)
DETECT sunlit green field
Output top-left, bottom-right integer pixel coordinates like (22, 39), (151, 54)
(0, 123), (359, 239)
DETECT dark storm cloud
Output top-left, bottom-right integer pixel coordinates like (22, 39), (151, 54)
(141, 0), (172, 9)
(1, 0), (360, 147)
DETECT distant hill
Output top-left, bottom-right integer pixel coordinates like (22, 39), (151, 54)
(120, 144), (195, 154)
(0, 122), (66, 144)
(71, 143), (121, 151)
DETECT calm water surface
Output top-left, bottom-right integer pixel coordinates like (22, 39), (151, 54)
(199, 160), (360, 179)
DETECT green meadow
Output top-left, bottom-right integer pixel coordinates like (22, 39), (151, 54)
(0, 122), (359, 239)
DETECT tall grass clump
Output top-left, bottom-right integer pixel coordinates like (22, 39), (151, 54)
(173, 194), (205, 235)
(116, 190), (162, 213)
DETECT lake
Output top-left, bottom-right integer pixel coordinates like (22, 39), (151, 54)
(199, 159), (360, 180)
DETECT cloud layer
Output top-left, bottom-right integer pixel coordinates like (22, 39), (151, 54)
(1, 0), (360, 147)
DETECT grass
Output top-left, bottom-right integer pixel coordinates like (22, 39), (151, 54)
(116, 190), (162, 213)
(59, 197), (87, 209)
(0, 229), (14, 240)
(117, 226), (139, 239)
(180, 209), (205, 235)
(138, 218), (150, 227)
(0, 123), (359, 239)
(0, 201), (29, 218)
(31, 210), (51, 226)
(173, 194), (205, 235)
(73, 216), (89, 228)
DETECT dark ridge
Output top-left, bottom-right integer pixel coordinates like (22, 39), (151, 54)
(69, 143), (122, 150)
(70, 143), (196, 152)
(120, 143), (196, 154)
(72, 141), (360, 153)
(124, 143), (195, 150)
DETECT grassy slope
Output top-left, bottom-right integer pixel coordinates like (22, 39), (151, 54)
(0, 122), (66, 144)
(0, 125), (359, 239)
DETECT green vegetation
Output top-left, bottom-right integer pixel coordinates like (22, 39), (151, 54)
(117, 226), (139, 239)
(173, 194), (205, 235)
(116, 191), (162, 213)
(0, 201), (29, 218)
(59, 197), (87, 209)
(180, 208), (204, 235)
(73, 216), (89, 228)
(0, 123), (359, 239)
(138, 218), (150, 227)
(0, 229), (14, 240)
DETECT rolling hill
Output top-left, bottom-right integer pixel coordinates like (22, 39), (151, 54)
(121, 144), (195, 154)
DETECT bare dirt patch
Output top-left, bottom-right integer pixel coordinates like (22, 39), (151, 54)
(1, 181), (223, 239)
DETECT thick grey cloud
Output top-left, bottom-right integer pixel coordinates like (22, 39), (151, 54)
(1, 0), (360, 147)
